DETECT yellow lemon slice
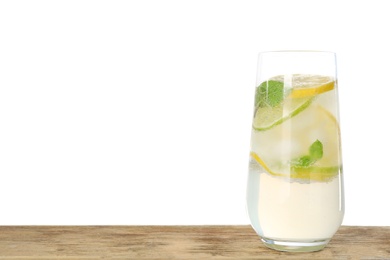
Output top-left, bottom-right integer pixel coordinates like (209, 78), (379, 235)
(271, 74), (335, 98)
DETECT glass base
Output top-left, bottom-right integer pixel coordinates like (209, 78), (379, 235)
(261, 237), (330, 252)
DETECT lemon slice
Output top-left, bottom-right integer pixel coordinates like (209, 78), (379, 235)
(272, 74), (335, 98)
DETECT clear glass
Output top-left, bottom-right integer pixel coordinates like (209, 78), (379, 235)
(246, 51), (344, 252)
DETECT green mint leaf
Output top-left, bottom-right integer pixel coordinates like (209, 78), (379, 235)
(255, 80), (285, 108)
(291, 155), (314, 167)
(290, 140), (324, 167)
(309, 139), (323, 160)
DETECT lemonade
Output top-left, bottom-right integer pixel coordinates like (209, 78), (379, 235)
(246, 73), (344, 252)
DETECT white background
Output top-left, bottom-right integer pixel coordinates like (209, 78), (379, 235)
(1, 0), (389, 226)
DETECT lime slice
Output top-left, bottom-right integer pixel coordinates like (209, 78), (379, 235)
(252, 96), (313, 131)
(290, 165), (341, 182)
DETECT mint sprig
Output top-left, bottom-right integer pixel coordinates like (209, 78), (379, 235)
(255, 80), (285, 108)
(291, 140), (323, 167)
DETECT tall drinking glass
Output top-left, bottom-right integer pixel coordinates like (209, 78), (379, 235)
(246, 51), (344, 252)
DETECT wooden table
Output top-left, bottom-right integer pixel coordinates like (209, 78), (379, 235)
(0, 226), (389, 259)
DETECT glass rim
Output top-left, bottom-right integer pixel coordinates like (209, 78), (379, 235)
(259, 50), (336, 55)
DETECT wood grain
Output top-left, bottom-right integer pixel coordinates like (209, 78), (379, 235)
(0, 226), (389, 259)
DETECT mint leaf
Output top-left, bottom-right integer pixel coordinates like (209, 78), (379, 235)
(255, 80), (285, 108)
(291, 155), (315, 167)
(291, 140), (324, 167)
(309, 139), (323, 160)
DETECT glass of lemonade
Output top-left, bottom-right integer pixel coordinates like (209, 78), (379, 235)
(246, 51), (344, 252)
